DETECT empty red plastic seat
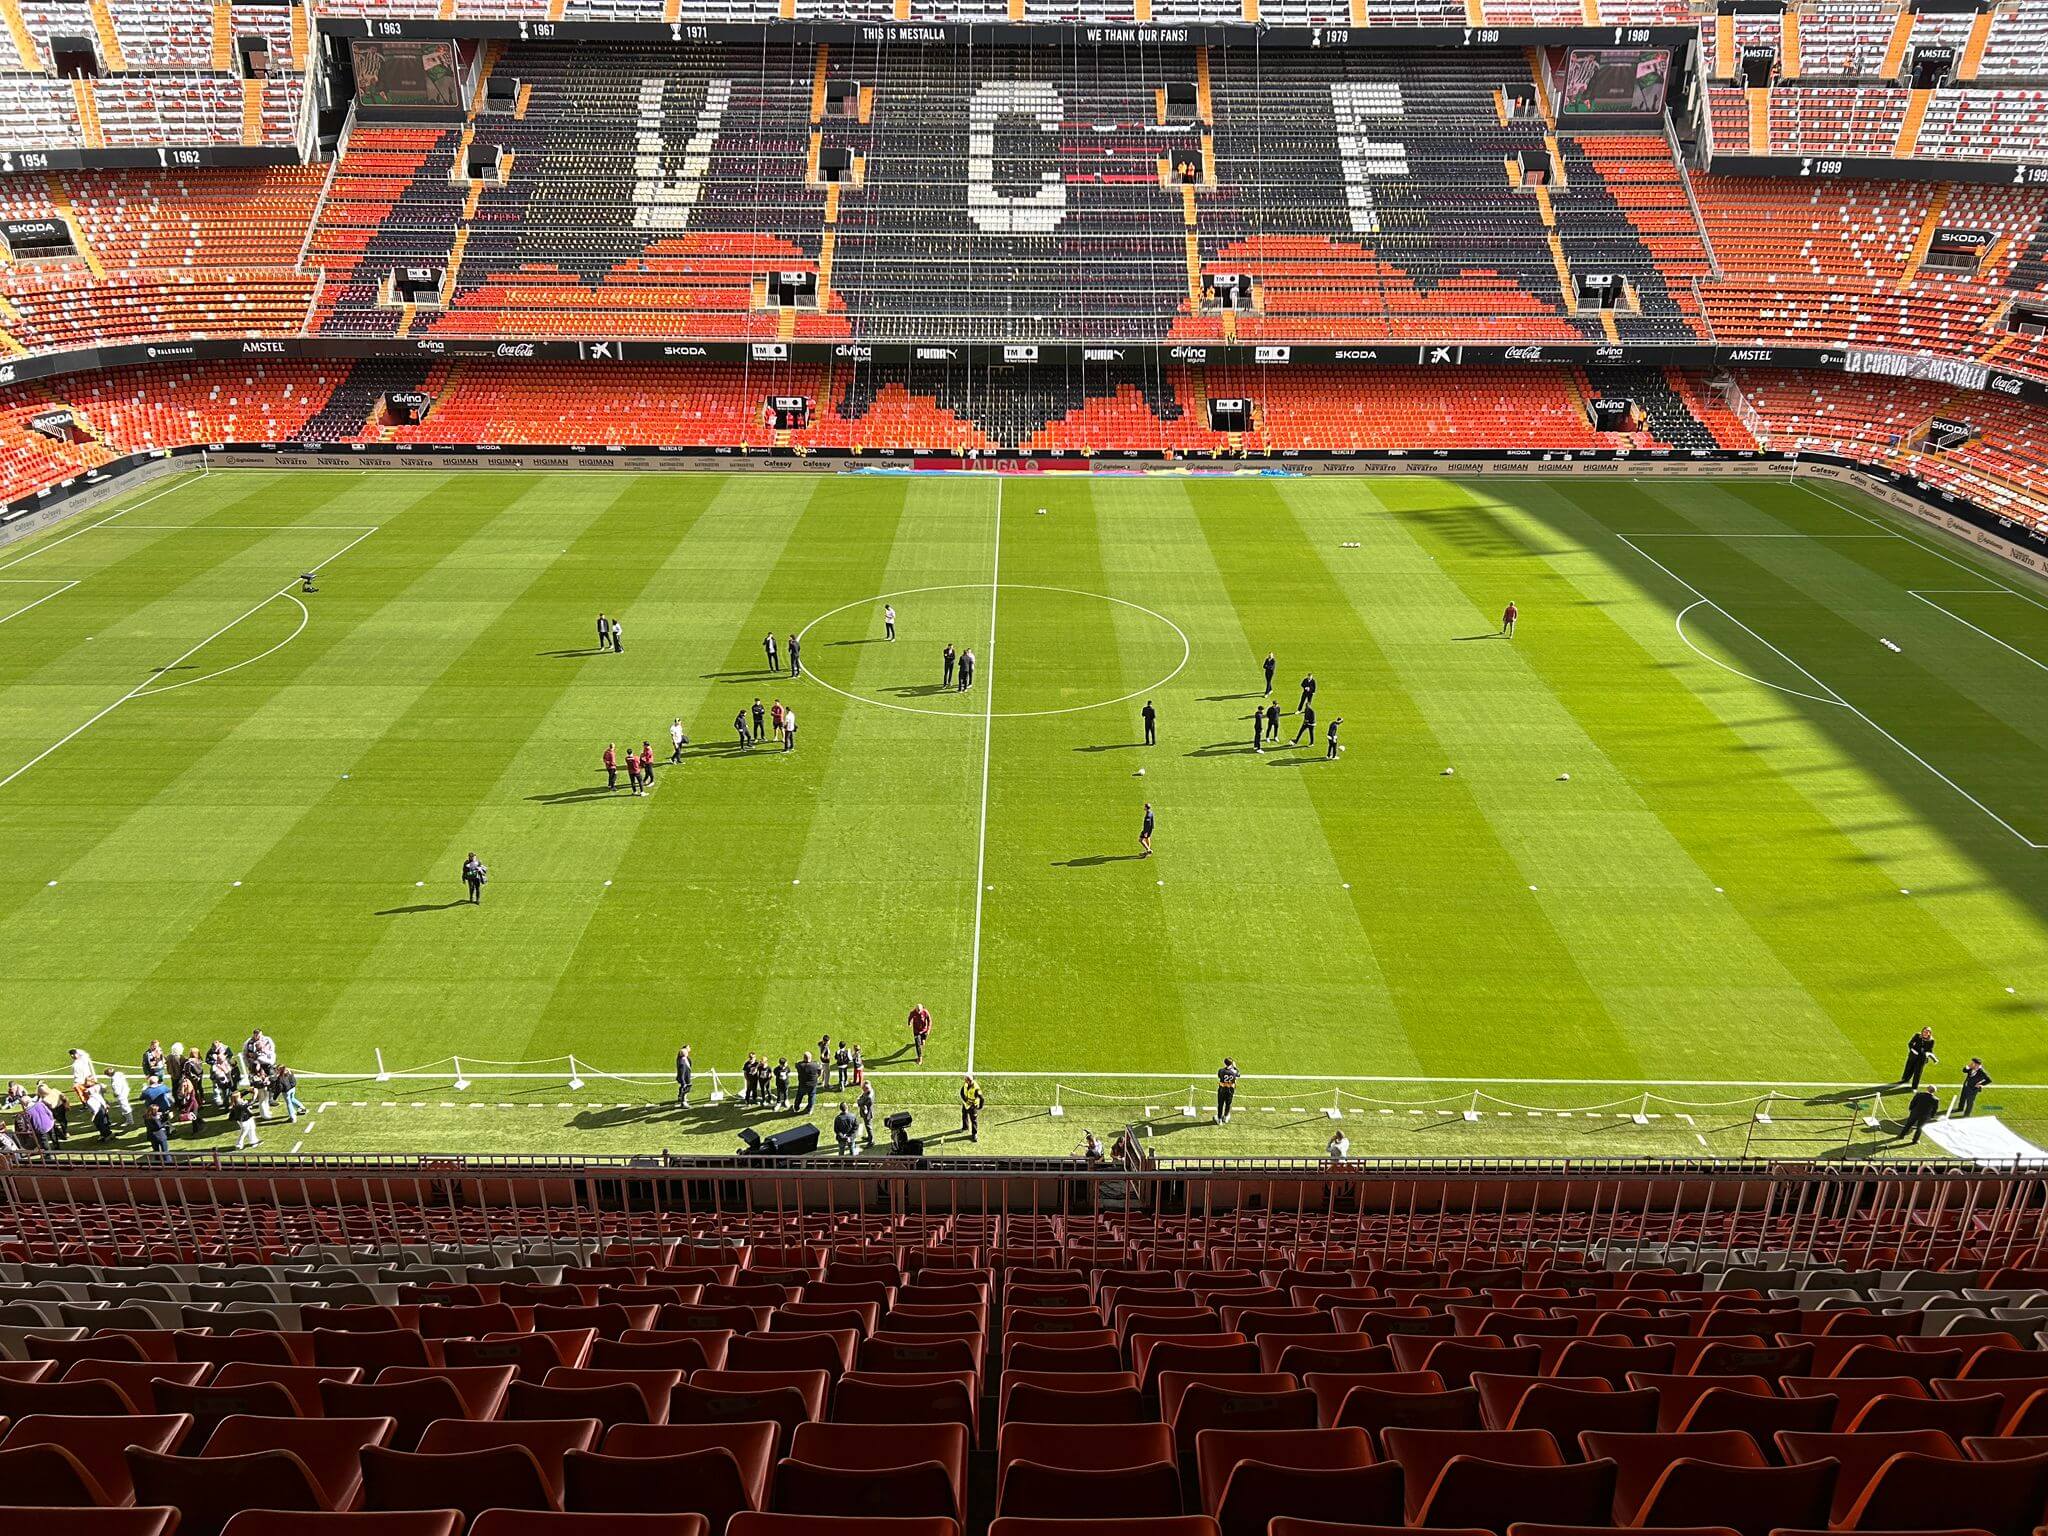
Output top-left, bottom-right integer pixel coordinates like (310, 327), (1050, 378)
(988, 1520), (1212, 1536)
(784, 1422), (968, 1525)
(226, 1515), (462, 1536)
(0, 1512), (179, 1536)
(471, 1513), (707, 1536)
(1194, 1425), (1375, 1514)
(1581, 1429), (1766, 1521)
(1838, 1449), (2048, 1536)
(1417, 1456), (1617, 1532)
(1778, 1430), (1962, 1523)
(995, 1421), (1176, 1507)
(0, 1412), (191, 1505)
(601, 1421), (776, 1508)
(996, 1461), (1185, 1519)
(213, 1363), (364, 1415)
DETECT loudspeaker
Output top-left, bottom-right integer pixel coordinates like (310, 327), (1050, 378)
(750, 1124), (820, 1158)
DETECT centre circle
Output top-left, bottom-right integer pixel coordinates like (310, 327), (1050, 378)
(795, 583), (1190, 719)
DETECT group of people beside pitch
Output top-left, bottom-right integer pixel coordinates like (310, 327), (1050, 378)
(4, 1033), (304, 1158)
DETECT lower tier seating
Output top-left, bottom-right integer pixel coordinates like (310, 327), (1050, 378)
(1, 362), (2041, 538)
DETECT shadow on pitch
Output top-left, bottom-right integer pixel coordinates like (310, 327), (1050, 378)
(887, 683), (960, 698)
(1055, 853), (1146, 868)
(1268, 754), (1333, 767)
(527, 785), (627, 804)
(1200, 692), (1264, 702)
(1185, 741), (1262, 758)
(828, 638), (887, 647)
(700, 668), (784, 681)
(375, 899), (471, 916)
(536, 647), (611, 658)
(1074, 742), (1144, 753)
(1452, 633), (1503, 642)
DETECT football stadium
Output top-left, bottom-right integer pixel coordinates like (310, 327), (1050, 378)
(5, 3), (2048, 1531)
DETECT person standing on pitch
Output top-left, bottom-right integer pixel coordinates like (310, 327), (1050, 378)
(959, 647), (974, 691)
(856, 1076), (876, 1146)
(639, 740), (655, 787)
(788, 632), (802, 678)
(1216, 1057), (1240, 1124)
(1901, 1027), (1936, 1089)
(884, 603), (897, 641)
(1139, 801), (1155, 857)
(1265, 700), (1281, 747)
(782, 704), (797, 752)
(943, 643), (956, 689)
(1327, 716), (1343, 760)
(462, 852), (487, 904)
(773, 1055), (790, 1109)
(764, 632), (779, 672)
(1293, 702), (1317, 746)
(834, 1101), (860, 1155)
(1251, 706), (1264, 754)
(674, 1045), (693, 1108)
(959, 1074), (984, 1142)
(603, 741), (618, 791)
(598, 613), (611, 651)
(793, 1052), (820, 1114)
(1957, 1058), (1992, 1117)
(752, 697), (766, 744)
(1142, 699), (1157, 746)
(626, 751), (643, 796)
(908, 1002), (933, 1064)
(1298, 672), (1316, 714)
(610, 616), (623, 653)
(1264, 651), (1277, 697)
(670, 718), (687, 764)
(1502, 601), (1518, 638)
(1902, 1085), (1941, 1143)
(733, 708), (750, 749)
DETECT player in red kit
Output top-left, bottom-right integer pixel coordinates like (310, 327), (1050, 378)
(908, 1003), (932, 1064)
(1502, 601), (1518, 638)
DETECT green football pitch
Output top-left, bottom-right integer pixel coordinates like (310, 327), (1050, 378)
(3, 464), (2046, 1162)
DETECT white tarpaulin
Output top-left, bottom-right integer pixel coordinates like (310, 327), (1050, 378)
(1922, 1116), (2048, 1167)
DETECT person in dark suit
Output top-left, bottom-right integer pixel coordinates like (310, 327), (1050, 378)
(1958, 1058), (1992, 1117)
(788, 633), (802, 678)
(1263, 652), (1276, 696)
(1298, 673), (1316, 714)
(833, 1102), (860, 1155)
(674, 1045), (692, 1108)
(1901, 1087), (1941, 1143)
(764, 633), (779, 672)
(1265, 701), (1280, 745)
(1326, 717), (1343, 760)
(1252, 707), (1264, 754)
(1293, 703), (1317, 745)
(1142, 700), (1157, 746)
(793, 1052), (819, 1114)
(598, 614), (611, 650)
(1900, 1028), (1936, 1089)
(943, 644), (956, 688)
(462, 853), (486, 905)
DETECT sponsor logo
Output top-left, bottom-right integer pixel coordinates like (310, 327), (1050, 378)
(414, 340), (446, 353)
(1331, 349), (1382, 361)
(494, 343), (536, 358)
(1254, 346), (1292, 364)
(1989, 374), (2023, 395)
(1003, 345), (1039, 362)
(144, 345), (196, 359)
(1725, 348), (1774, 362)
(1082, 348), (1122, 362)
(833, 344), (873, 360)
(240, 341), (288, 355)
(661, 345), (708, 357)
(1502, 346), (1544, 360)
(751, 343), (789, 361)
(917, 347), (957, 361)
(1169, 345), (1208, 362)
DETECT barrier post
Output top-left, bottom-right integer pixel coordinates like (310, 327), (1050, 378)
(452, 1056), (469, 1091)
(1048, 1082), (1063, 1118)
(567, 1055), (585, 1091)
(375, 1047), (388, 1083)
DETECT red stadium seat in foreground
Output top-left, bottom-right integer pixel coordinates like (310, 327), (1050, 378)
(729, 1516), (960, 1536)
(223, 1516), (464, 1536)
(988, 1520), (1216, 1536)
(0, 1511), (178, 1536)
(0, 1412), (191, 1505)
(470, 1515), (708, 1536)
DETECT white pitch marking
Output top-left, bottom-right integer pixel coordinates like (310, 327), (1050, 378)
(1880, 638), (1901, 653)
(965, 478), (1000, 1076)
(1620, 533), (2043, 850)
(1909, 591), (2048, 676)
(0, 578), (79, 626)
(0, 470), (210, 575)
(0, 525), (377, 793)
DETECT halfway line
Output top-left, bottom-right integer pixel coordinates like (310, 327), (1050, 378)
(965, 477), (1000, 1075)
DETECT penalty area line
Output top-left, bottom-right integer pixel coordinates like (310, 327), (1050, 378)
(965, 475), (1000, 1076)
(0, 524), (378, 794)
(1618, 533), (2044, 851)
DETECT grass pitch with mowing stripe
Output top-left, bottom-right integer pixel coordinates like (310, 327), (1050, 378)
(2, 467), (2045, 1160)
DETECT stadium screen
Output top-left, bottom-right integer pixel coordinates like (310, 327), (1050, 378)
(1557, 48), (1672, 115)
(351, 40), (467, 109)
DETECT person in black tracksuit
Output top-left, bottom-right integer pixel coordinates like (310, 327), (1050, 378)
(1293, 703), (1317, 745)
(1265, 702), (1280, 745)
(1264, 652), (1276, 696)
(1216, 1058), (1240, 1124)
(1142, 701), (1157, 747)
(1298, 673), (1316, 714)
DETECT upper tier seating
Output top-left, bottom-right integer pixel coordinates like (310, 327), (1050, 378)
(0, 167), (321, 355)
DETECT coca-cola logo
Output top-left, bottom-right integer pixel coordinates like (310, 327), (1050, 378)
(494, 343), (535, 358)
(1502, 346), (1543, 360)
